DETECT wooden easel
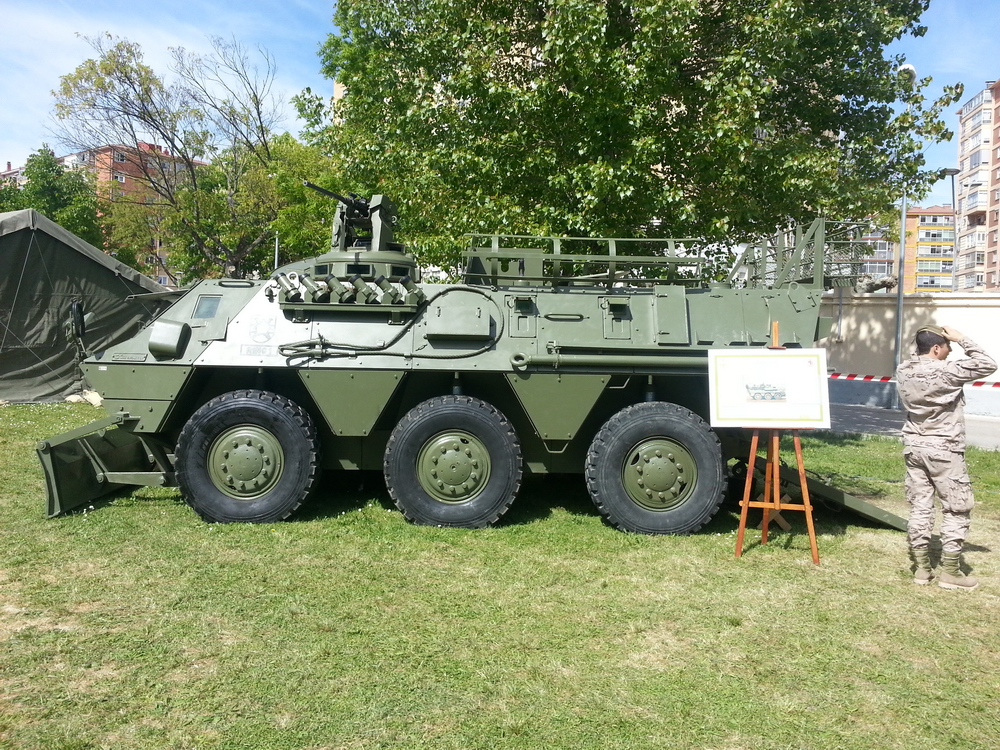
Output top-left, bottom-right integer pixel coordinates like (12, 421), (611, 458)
(734, 429), (820, 564)
(734, 320), (820, 564)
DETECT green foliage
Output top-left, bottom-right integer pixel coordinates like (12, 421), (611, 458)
(0, 175), (22, 210)
(269, 135), (347, 267)
(0, 147), (102, 246)
(53, 35), (334, 280)
(301, 0), (962, 272)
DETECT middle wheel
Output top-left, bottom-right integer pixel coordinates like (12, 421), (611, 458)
(383, 395), (522, 528)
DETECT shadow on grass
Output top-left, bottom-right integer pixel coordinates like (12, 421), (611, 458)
(89, 454), (904, 542)
(502, 474), (600, 527)
(296, 470), (393, 522)
(298, 471), (604, 528)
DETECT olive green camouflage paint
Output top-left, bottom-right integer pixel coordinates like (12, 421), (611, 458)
(38, 194), (894, 531)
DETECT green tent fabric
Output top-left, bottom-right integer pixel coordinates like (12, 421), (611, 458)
(0, 209), (169, 402)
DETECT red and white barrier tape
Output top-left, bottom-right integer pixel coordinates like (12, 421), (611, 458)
(829, 372), (1000, 387)
(829, 373), (893, 383)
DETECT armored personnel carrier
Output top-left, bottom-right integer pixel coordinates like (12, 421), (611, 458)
(38, 189), (867, 534)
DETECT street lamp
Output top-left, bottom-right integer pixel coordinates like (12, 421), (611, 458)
(892, 66), (918, 393)
(941, 167), (959, 291)
(941, 167), (959, 215)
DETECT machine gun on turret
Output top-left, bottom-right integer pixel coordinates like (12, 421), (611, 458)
(299, 182), (415, 282)
(303, 181), (402, 257)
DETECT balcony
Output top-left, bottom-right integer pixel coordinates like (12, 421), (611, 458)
(961, 252), (985, 270)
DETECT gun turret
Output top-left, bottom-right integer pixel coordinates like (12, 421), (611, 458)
(302, 181), (370, 217)
(289, 183), (419, 283)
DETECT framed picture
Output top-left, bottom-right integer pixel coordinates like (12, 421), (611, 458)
(708, 349), (831, 429)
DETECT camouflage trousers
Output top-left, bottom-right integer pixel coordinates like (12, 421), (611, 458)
(904, 446), (975, 553)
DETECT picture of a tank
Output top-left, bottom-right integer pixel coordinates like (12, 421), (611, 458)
(744, 384), (787, 401)
(37, 188), (868, 535)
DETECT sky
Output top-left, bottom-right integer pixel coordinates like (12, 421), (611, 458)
(1, 0), (999, 210)
(0, 0), (333, 170)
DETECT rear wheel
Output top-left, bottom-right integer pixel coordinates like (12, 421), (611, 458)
(175, 390), (319, 523)
(384, 395), (522, 528)
(585, 402), (725, 534)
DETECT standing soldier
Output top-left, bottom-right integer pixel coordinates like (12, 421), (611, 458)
(895, 325), (996, 590)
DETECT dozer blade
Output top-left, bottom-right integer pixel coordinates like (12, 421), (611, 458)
(36, 415), (175, 517)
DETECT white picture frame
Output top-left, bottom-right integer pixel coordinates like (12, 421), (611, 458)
(708, 348), (831, 429)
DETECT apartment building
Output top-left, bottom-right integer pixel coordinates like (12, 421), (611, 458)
(1, 161), (27, 186)
(905, 206), (956, 293)
(955, 85), (993, 291)
(987, 79), (1000, 291)
(858, 228), (894, 284)
(58, 142), (179, 287)
(858, 206), (954, 294)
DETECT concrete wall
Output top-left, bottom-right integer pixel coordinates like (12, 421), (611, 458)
(819, 291), (1000, 414)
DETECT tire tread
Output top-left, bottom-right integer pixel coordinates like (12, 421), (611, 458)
(585, 401), (725, 534)
(175, 389), (319, 523)
(383, 395), (521, 528)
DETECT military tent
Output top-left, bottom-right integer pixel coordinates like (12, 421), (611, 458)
(0, 209), (170, 402)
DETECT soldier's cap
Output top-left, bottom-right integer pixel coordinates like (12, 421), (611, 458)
(916, 325), (946, 336)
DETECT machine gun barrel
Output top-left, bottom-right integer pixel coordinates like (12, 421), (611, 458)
(302, 181), (362, 210)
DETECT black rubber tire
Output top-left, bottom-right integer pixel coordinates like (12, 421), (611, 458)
(383, 395), (522, 528)
(175, 390), (319, 523)
(585, 402), (725, 534)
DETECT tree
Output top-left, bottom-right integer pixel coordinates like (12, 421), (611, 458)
(0, 147), (102, 246)
(0, 176), (20, 211)
(53, 34), (294, 279)
(300, 0), (961, 272)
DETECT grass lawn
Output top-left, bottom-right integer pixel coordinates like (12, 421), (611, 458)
(2, 403), (999, 750)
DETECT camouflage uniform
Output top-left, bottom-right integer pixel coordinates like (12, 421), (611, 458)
(895, 338), (997, 552)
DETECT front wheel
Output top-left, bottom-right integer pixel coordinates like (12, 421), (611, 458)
(175, 390), (319, 523)
(383, 396), (522, 528)
(585, 402), (725, 534)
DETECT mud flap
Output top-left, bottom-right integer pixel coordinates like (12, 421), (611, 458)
(36, 415), (175, 517)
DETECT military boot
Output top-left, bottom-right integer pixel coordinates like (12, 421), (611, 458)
(938, 552), (979, 591)
(909, 546), (933, 585)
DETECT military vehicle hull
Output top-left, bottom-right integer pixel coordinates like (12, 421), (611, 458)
(40, 196), (897, 533)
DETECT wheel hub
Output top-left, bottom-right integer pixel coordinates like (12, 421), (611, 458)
(623, 438), (697, 511)
(208, 425), (284, 500)
(416, 430), (491, 503)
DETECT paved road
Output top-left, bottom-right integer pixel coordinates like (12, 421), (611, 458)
(829, 403), (1000, 451)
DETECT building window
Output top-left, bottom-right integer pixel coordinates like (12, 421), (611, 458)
(918, 229), (955, 240)
(114, 174), (126, 183)
(863, 261), (892, 277)
(114, 151), (127, 162)
(916, 275), (952, 289)
(924, 244), (952, 256)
